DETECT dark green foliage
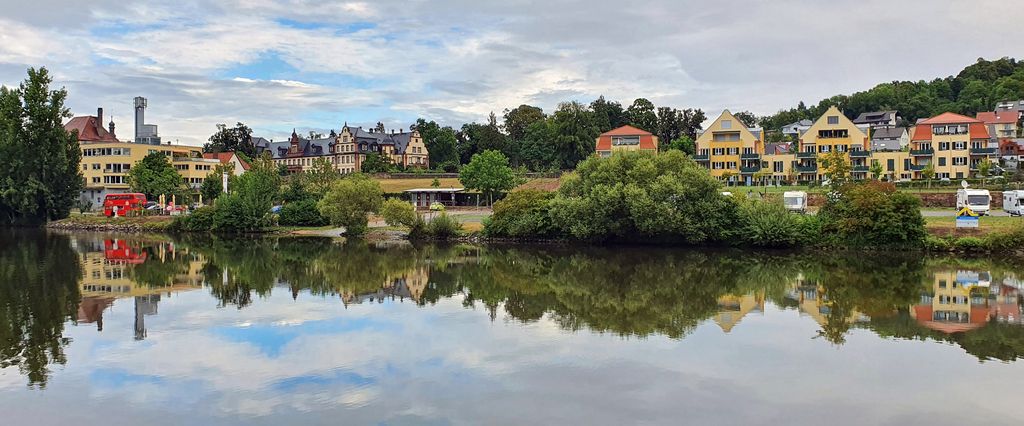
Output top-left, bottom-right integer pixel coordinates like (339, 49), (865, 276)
(484, 189), (556, 238)
(818, 181), (926, 248)
(203, 122), (257, 159)
(128, 152), (187, 201)
(0, 67), (83, 225)
(548, 150), (738, 243)
(172, 205), (216, 232)
(278, 199), (327, 227)
(953, 236), (985, 251)
(413, 119), (460, 168)
(360, 152), (395, 173)
(737, 200), (804, 248)
(425, 212), (462, 240)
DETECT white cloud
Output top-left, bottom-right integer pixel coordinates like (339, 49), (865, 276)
(0, 0), (1021, 145)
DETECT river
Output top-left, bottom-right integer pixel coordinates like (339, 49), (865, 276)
(1, 229), (1022, 425)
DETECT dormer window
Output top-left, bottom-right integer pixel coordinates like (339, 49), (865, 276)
(827, 116), (839, 125)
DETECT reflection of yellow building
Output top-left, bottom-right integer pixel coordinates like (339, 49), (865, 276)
(78, 241), (205, 298)
(713, 293), (765, 332)
(911, 270), (991, 333)
(787, 276), (869, 327)
(341, 265), (430, 305)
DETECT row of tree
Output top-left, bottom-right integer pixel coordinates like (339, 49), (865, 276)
(759, 57), (1024, 141)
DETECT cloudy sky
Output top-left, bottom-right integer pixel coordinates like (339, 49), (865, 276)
(1, 0), (1021, 145)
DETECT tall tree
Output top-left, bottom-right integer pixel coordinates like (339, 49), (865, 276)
(204, 122), (257, 158)
(626, 98), (658, 133)
(655, 107), (684, 149)
(503, 105), (545, 142)
(0, 67), (83, 225)
(458, 122), (508, 165)
(590, 96), (626, 133)
(520, 119), (558, 171)
(459, 150), (521, 205)
(412, 118), (459, 170)
(733, 111), (759, 128)
(551, 101), (599, 169)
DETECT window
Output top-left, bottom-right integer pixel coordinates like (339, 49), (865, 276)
(726, 162), (737, 169)
(938, 157), (946, 166)
(611, 136), (640, 146)
(887, 159), (894, 171)
(773, 161), (784, 173)
(953, 141), (966, 150)
(835, 145), (848, 152)
(82, 164), (88, 170)
(953, 157), (967, 166)
(721, 120), (732, 129)
(817, 129), (848, 139)
(827, 116), (839, 125)
(726, 148), (739, 155)
(712, 148), (725, 156)
(938, 142), (950, 151)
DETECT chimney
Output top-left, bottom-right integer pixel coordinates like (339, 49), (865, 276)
(97, 108), (104, 126)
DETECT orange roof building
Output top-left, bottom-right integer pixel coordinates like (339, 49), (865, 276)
(64, 107), (119, 143)
(202, 152), (251, 174)
(594, 125), (659, 157)
(908, 112), (996, 180)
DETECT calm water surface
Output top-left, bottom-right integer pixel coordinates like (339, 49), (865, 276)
(1, 230), (1023, 425)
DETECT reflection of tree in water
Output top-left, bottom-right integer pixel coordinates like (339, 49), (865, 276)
(864, 311), (1024, 362)
(0, 230), (81, 388)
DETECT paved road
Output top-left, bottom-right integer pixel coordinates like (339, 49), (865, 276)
(921, 209), (1012, 217)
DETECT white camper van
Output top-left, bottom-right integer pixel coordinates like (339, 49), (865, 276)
(783, 191), (807, 214)
(957, 188), (991, 215)
(1004, 190), (1024, 216)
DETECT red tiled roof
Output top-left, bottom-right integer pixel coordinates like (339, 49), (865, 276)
(600, 125), (653, 137)
(910, 113), (990, 141)
(919, 112), (982, 125)
(202, 152), (251, 171)
(977, 111), (1018, 124)
(65, 116), (119, 142)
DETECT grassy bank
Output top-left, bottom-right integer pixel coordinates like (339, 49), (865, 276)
(925, 215), (1024, 237)
(48, 214), (176, 232)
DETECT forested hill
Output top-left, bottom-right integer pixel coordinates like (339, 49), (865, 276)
(759, 57), (1024, 135)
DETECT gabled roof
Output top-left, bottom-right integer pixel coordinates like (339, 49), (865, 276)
(65, 116), (119, 143)
(977, 111), (1018, 124)
(600, 125), (653, 137)
(871, 126), (906, 139)
(202, 152), (251, 171)
(919, 112), (982, 125)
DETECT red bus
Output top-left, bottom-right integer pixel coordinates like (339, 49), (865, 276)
(103, 193), (147, 217)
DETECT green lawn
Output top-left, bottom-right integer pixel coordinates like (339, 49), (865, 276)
(925, 215), (1024, 236)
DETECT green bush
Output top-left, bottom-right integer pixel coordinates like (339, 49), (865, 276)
(953, 236), (985, 251)
(923, 235), (953, 251)
(548, 150), (738, 243)
(737, 200), (804, 248)
(818, 180), (925, 248)
(318, 174), (383, 237)
(485, 189), (556, 238)
(379, 198), (418, 228)
(984, 225), (1024, 251)
(278, 199), (328, 227)
(425, 212), (462, 240)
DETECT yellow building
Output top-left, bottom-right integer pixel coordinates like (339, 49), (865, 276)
(66, 109), (221, 204)
(796, 106), (870, 181)
(695, 110), (764, 183)
(911, 270), (992, 333)
(867, 151), (914, 181)
(909, 112), (996, 180)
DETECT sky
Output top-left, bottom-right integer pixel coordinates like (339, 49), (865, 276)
(1, 0), (1022, 146)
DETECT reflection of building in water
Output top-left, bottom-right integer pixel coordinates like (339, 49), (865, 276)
(785, 275), (870, 326)
(341, 266), (429, 306)
(75, 239), (205, 339)
(714, 293), (765, 332)
(910, 270), (1014, 333)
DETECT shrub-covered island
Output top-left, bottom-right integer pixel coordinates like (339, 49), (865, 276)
(484, 150), (984, 250)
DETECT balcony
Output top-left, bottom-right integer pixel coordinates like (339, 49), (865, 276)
(797, 151), (817, 159)
(740, 166), (761, 174)
(795, 165), (818, 173)
(692, 154), (709, 161)
(850, 150), (870, 158)
(909, 164), (927, 171)
(969, 147), (998, 156)
(852, 165), (869, 172)
(740, 153), (761, 160)
(910, 148), (934, 156)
